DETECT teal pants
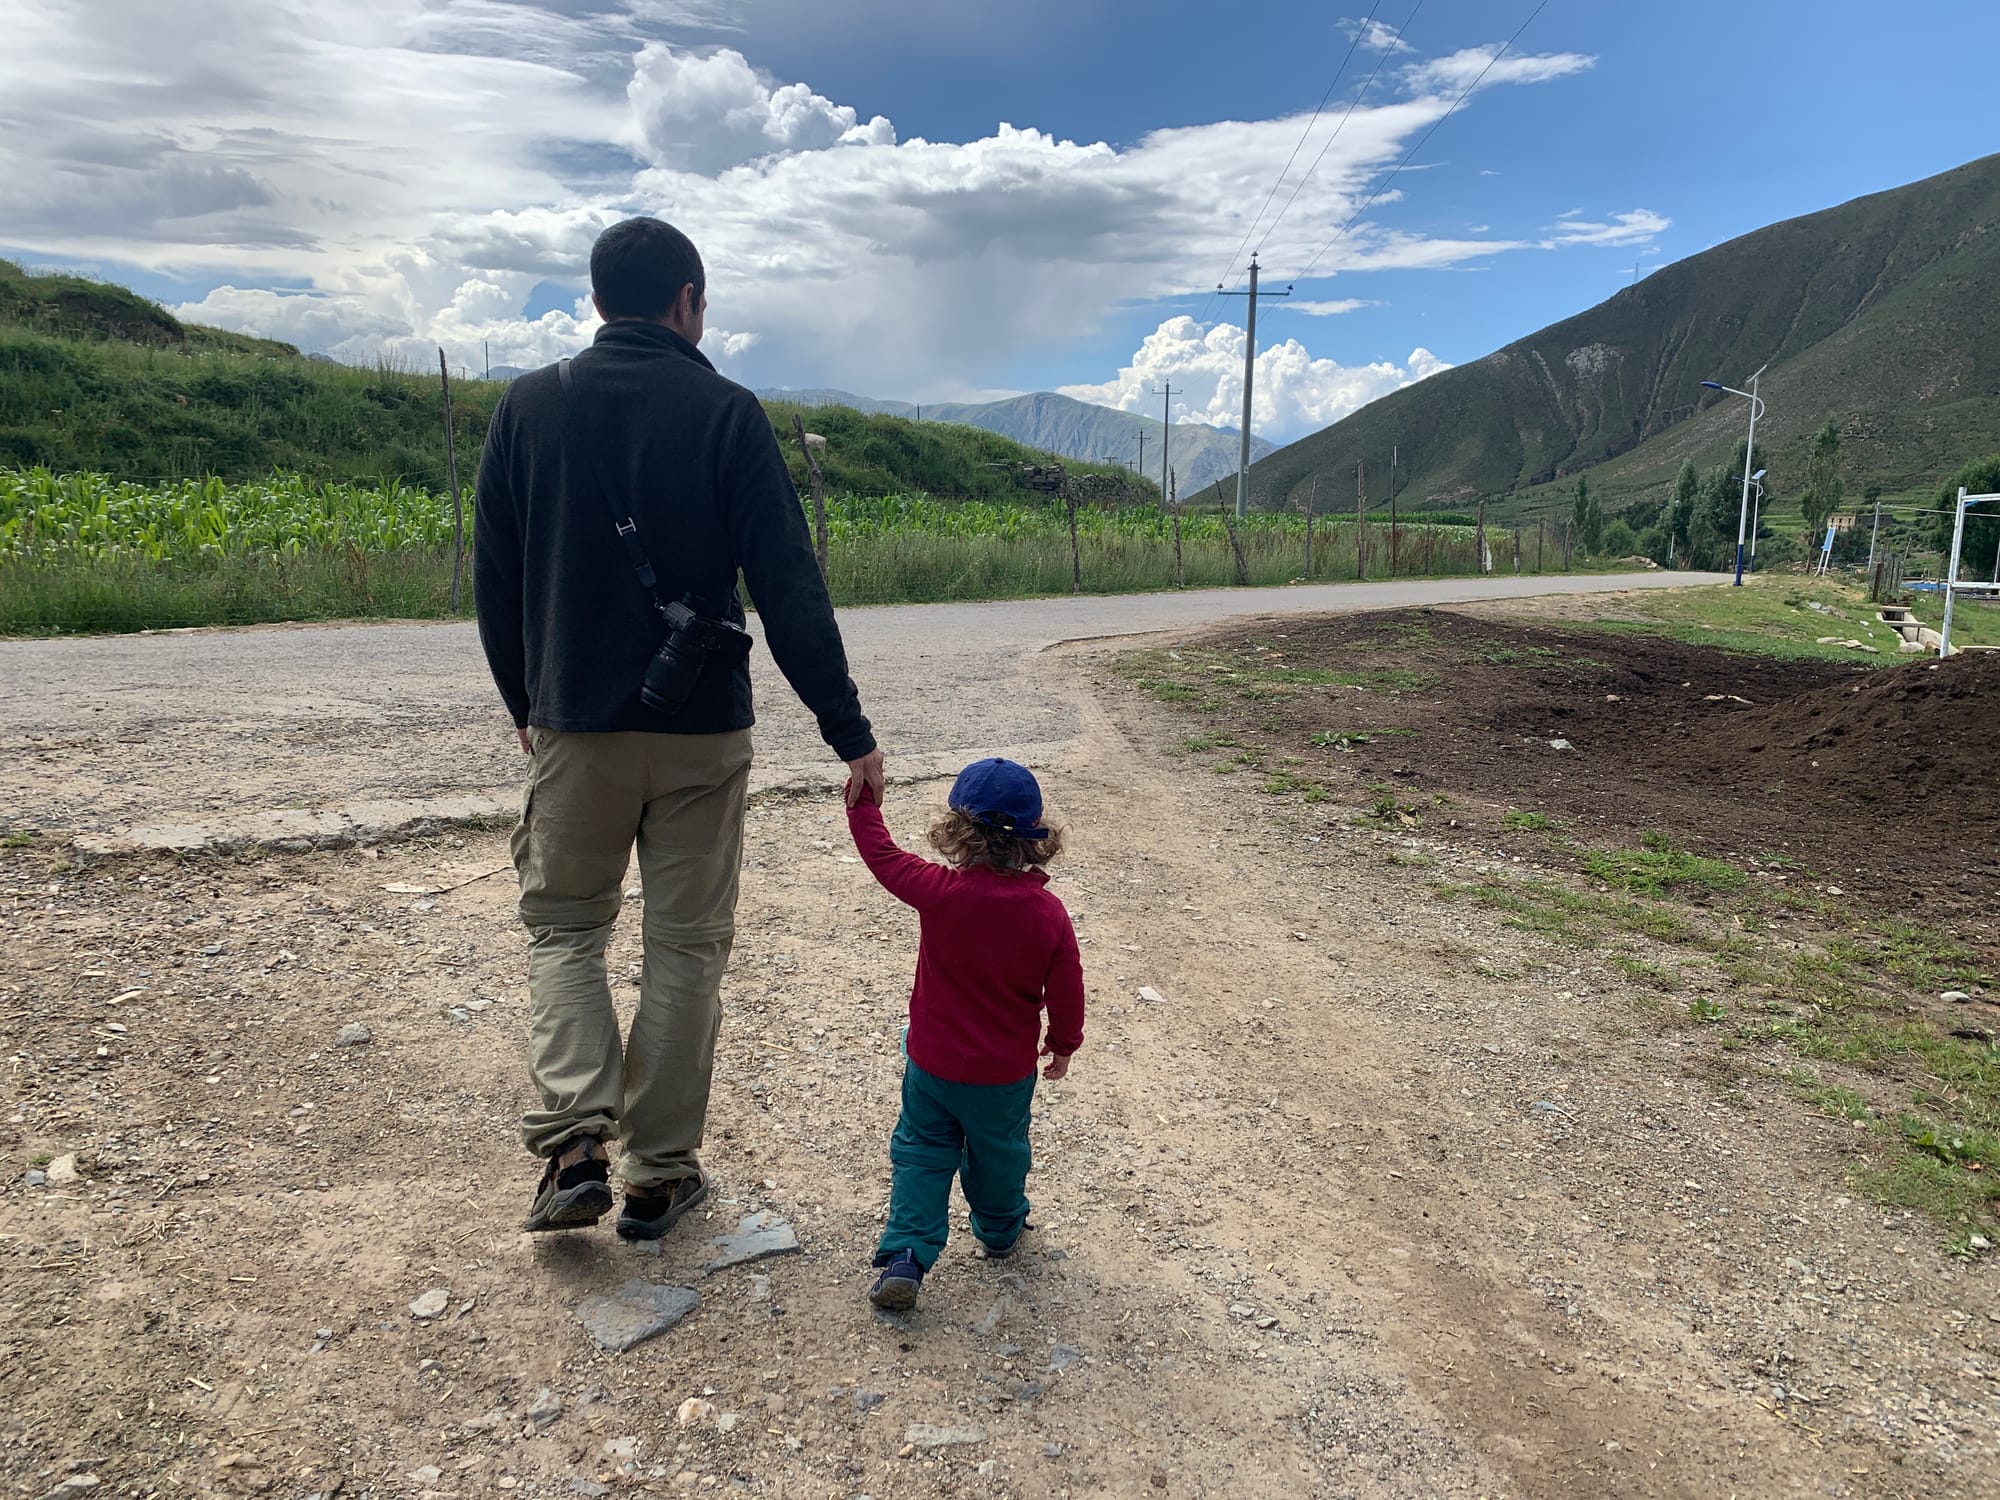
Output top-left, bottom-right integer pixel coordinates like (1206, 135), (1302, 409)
(877, 1057), (1035, 1270)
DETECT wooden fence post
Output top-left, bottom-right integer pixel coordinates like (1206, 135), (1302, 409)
(1355, 460), (1367, 580)
(1389, 481), (1398, 576)
(790, 414), (828, 579)
(1215, 481), (1249, 585)
(1063, 473), (1082, 594)
(439, 348), (465, 614)
(1474, 499), (1487, 576)
(1303, 477), (1316, 579)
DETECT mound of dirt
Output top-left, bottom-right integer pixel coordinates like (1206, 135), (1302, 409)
(1154, 608), (1997, 916)
(1708, 651), (1996, 808)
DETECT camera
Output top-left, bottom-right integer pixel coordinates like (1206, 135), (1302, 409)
(642, 597), (754, 715)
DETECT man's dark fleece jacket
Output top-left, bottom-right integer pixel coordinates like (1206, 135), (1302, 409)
(474, 321), (874, 762)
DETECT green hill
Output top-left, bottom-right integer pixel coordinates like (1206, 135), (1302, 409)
(0, 260), (1145, 504)
(1246, 153), (2000, 521)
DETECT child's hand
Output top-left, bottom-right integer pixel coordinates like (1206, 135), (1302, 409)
(1040, 1046), (1071, 1082)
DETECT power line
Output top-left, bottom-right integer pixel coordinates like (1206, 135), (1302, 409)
(1213, 2), (1383, 293)
(1290, 0), (1551, 286)
(1190, 3), (1386, 333)
(1256, 0), (1424, 257)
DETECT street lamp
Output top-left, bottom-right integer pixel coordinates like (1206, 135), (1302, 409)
(1747, 469), (1766, 572)
(1700, 365), (1768, 585)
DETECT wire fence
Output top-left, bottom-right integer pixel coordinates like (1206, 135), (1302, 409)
(0, 466), (1576, 634)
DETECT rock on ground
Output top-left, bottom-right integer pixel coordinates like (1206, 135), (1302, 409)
(701, 1211), (801, 1273)
(575, 1280), (700, 1353)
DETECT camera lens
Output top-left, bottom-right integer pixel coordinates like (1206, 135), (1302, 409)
(641, 639), (703, 715)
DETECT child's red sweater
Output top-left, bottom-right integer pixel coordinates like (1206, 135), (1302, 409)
(847, 793), (1085, 1086)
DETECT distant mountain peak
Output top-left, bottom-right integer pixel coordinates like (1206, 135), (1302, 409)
(759, 386), (1274, 492)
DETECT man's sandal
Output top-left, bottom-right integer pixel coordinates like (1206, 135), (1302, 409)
(522, 1136), (612, 1232)
(615, 1170), (710, 1241)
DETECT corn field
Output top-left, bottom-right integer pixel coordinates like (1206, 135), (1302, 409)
(0, 467), (1518, 634)
(0, 468), (458, 561)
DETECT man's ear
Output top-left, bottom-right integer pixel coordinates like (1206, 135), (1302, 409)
(590, 291), (606, 322)
(677, 282), (699, 324)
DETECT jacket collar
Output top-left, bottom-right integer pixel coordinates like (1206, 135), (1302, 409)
(592, 319), (716, 372)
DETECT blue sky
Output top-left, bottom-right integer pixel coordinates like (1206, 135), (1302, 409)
(4, 0), (1997, 440)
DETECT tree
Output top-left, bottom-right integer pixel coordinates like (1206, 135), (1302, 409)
(1801, 420), (1844, 535)
(1668, 457), (1699, 561)
(1571, 473), (1604, 555)
(1686, 448), (1748, 572)
(1935, 455), (2000, 579)
(1601, 518), (1637, 558)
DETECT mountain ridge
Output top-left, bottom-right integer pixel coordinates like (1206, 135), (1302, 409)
(1245, 153), (2000, 516)
(764, 386), (1274, 493)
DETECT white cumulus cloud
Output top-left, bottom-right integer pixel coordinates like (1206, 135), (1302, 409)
(3, 3), (1612, 427)
(1059, 316), (1449, 444)
(627, 43), (895, 173)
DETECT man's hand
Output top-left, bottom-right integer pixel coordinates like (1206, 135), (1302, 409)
(844, 747), (885, 808)
(517, 727), (534, 756)
(1040, 1046), (1071, 1082)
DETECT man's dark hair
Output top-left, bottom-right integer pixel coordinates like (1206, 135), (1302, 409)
(590, 218), (705, 322)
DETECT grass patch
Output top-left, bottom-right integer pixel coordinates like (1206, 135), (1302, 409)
(1583, 833), (1746, 898)
(1369, 794), (1422, 827)
(1856, 1125), (2000, 1247)
(1502, 809), (1551, 832)
(1613, 955), (1676, 989)
(1566, 576), (2000, 662)
(1783, 1070), (1877, 1123)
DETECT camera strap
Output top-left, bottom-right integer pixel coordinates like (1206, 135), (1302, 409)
(557, 356), (672, 621)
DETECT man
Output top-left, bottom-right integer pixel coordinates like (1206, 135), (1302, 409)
(475, 217), (883, 1240)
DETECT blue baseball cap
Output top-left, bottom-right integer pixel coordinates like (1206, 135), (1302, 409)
(950, 758), (1049, 841)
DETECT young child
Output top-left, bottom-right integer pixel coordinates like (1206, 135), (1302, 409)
(846, 757), (1085, 1311)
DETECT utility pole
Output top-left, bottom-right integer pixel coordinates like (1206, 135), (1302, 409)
(1355, 459), (1366, 580)
(1152, 382), (1178, 509)
(1866, 492), (1882, 572)
(1137, 430), (1146, 485)
(1217, 253), (1290, 520)
(483, 339), (490, 380)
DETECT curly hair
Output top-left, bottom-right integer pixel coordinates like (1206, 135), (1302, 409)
(928, 806), (1066, 871)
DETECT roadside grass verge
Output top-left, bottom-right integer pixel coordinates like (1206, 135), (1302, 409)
(1565, 575), (2000, 663)
(1434, 856), (1998, 1248)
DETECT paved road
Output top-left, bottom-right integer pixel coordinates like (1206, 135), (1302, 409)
(1, 572), (1723, 844)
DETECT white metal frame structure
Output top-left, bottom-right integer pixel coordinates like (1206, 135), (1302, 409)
(1939, 487), (2000, 656)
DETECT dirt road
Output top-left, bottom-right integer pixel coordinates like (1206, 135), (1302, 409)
(0, 573), (1719, 845)
(5, 625), (1989, 1499)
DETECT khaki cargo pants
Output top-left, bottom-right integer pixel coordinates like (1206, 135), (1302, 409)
(511, 726), (753, 1188)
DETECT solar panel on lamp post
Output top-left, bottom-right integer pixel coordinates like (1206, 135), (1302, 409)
(1700, 367), (1768, 585)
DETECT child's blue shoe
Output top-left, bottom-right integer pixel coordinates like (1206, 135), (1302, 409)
(869, 1251), (925, 1310)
